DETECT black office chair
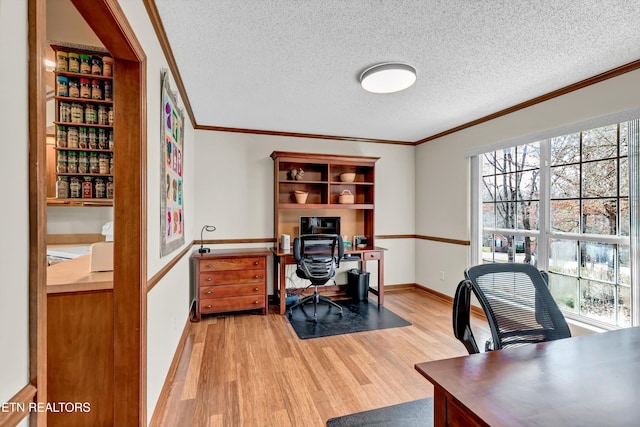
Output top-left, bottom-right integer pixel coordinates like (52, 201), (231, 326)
(453, 263), (571, 354)
(287, 234), (344, 322)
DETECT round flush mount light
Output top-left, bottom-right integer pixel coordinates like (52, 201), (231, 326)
(360, 62), (417, 94)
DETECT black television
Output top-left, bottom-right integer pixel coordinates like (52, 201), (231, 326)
(299, 216), (341, 240)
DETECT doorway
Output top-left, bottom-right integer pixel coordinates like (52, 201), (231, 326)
(30, 0), (147, 424)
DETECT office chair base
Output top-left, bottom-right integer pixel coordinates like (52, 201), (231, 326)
(287, 293), (343, 323)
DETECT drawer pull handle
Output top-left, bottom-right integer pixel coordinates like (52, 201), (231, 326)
(206, 263), (212, 268)
(254, 275), (260, 279)
(207, 277), (212, 281)
(206, 304), (212, 309)
(206, 290), (212, 295)
(254, 261), (259, 265)
(254, 300), (259, 304)
(254, 287), (259, 291)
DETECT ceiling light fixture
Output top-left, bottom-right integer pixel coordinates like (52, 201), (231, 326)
(360, 62), (417, 94)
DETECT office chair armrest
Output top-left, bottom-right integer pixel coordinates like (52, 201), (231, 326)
(453, 279), (480, 354)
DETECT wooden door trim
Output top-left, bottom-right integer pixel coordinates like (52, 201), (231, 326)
(29, 0), (148, 425)
(28, 0), (48, 424)
(69, 1), (148, 424)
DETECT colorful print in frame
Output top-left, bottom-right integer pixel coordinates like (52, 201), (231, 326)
(160, 70), (185, 256)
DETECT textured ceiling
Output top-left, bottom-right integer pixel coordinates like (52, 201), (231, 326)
(154, 0), (640, 142)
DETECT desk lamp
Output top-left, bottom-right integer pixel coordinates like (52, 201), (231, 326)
(198, 225), (217, 253)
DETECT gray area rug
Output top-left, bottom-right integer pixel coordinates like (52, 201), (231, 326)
(326, 398), (433, 427)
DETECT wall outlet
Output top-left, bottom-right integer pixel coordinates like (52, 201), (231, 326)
(440, 271), (445, 281)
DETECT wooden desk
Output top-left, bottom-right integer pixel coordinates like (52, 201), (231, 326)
(271, 246), (385, 315)
(415, 327), (640, 427)
(47, 254), (113, 294)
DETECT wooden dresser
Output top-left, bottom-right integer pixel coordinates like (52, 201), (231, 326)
(192, 248), (270, 321)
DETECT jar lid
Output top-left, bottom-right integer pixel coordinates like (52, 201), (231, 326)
(80, 54), (90, 59)
(80, 78), (90, 83)
(68, 52), (79, 58)
(91, 80), (100, 84)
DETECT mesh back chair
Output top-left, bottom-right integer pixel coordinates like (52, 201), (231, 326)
(453, 263), (571, 354)
(287, 234), (344, 322)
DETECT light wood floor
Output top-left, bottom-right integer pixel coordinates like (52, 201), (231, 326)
(152, 289), (489, 427)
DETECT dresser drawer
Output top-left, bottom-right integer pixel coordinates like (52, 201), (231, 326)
(199, 257), (265, 272)
(363, 251), (381, 260)
(199, 269), (265, 286)
(200, 283), (265, 299)
(200, 295), (265, 314)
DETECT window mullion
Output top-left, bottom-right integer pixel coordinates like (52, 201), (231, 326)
(538, 139), (550, 271)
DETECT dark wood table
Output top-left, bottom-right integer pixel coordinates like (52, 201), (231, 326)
(415, 327), (640, 427)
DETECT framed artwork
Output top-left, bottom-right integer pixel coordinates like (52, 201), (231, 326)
(160, 70), (185, 256)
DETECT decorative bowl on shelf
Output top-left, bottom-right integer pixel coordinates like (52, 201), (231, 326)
(294, 190), (309, 204)
(339, 172), (356, 182)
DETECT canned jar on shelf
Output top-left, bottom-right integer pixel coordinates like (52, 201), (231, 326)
(95, 178), (106, 198)
(80, 78), (91, 99)
(78, 152), (89, 174)
(67, 151), (78, 174)
(68, 53), (80, 73)
(102, 56), (113, 77)
(59, 102), (71, 122)
(91, 56), (102, 75)
(67, 126), (79, 148)
(56, 76), (68, 97)
(56, 152), (67, 173)
(106, 177), (114, 199)
(82, 177), (93, 198)
(69, 177), (81, 198)
(104, 80), (112, 101)
(68, 79), (79, 98)
(88, 128), (98, 149)
(80, 54), (91, 74)
(84, 104), (97, 124)
(56, 176), (69, 199)
(70, 103), (83, 124)
(56, 51), (68, 72)
(91, 80), (102, 100)
(78, 127), (88, 148)
(89, 152), (99, 173)
(56, 126), (67, 148)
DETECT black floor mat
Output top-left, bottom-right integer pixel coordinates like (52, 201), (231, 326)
(287, 299), (411, 340)
(326, 398), (433, 427)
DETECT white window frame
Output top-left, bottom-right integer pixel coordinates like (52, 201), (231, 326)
(469, 111), (640, 329)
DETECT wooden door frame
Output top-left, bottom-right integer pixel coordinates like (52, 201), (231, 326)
(30, 0), (147, 425)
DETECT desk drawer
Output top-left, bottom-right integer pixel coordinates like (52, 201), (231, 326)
(199, 270), (265, 286)
(200, 295), (265, 314)
(200, 283), (265, 299)
(363, 251), (381, 260)
(199, 257), (265, 272)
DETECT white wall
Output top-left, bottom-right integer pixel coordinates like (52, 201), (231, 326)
(115, 1), (196, 424)
(415, 68), (640, 298)
(47, 206), (113, 234)
(193, 131), (416, 290)
(0, 0), (30, 418)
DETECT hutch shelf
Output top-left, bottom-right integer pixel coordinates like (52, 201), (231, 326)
(271, 151), (379, 247)
(50, 45), (114, 206)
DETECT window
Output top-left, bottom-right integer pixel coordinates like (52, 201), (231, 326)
(477, 121), (637, 328)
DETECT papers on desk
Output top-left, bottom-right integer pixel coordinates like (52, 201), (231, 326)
(47, 245), (91, 260)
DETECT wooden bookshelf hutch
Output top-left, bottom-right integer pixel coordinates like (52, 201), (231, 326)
(270, 151), (384, 315)
(270, 151), (379, 245)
